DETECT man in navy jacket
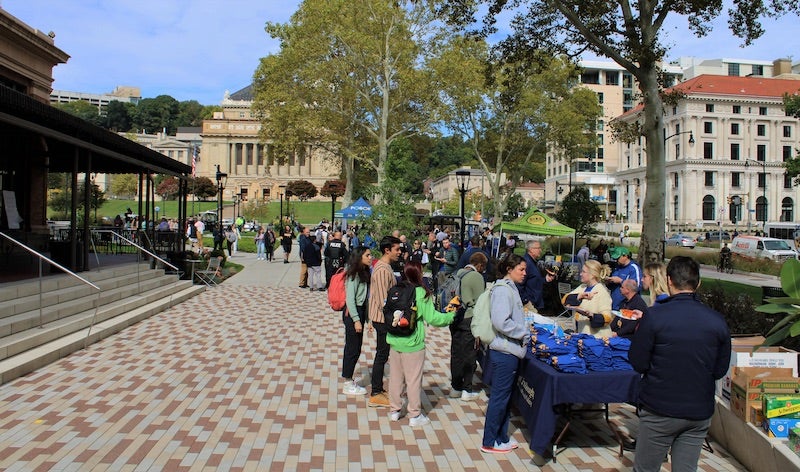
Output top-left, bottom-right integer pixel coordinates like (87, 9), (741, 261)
(629, 256), (731, 471)
(517, 240), (546, 311)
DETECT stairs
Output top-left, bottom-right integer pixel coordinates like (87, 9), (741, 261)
(0, 263), (204, 384)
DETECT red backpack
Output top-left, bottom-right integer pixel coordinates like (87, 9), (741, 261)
(328, 268), (347, 311)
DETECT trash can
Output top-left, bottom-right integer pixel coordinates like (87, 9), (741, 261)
(762, 286), (788, 305)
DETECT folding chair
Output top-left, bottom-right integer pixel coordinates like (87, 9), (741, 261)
(555, 282), (577, 331)
(195, 256), (222, 287)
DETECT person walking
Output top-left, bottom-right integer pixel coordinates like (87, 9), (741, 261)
(367, 235), (402, 408)
(481, 254), (529, 456)
(254, 227), (266, 261)
(630, 256), (731, 471)
(303, 238), (324, 291)
(297, 226), (310, 287)
(342, 247), (372, 395)
(449, 252), (487, 401)
(225, 224), (239, 257)
(387, 263), (457, 426)
(265, 226), (277, 262)
(281, 225), (294, 265)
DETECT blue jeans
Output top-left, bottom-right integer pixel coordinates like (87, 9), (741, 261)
(256, 242), (265, 258)
(482, 350), (519, 447)
(634, 408), (711, 472)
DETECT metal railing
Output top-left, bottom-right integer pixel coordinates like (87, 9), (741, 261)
(0, 232), (100, 348)
(90, 229), (184, 285)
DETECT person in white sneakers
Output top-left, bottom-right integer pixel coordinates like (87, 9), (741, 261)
(341, 247), (372, 395)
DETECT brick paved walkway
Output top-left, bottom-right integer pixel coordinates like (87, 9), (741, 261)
(0, 252), (746, 471)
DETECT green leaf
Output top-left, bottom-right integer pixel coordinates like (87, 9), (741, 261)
(790, 321), (800, 338)
(764, 297), (800, 305)
(763, 324), (792, 346)
(781, 259), (800, 298)
(766, 313), (800, 334)
(755, 304), (800, 315)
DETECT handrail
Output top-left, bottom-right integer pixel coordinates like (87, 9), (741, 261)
(91, 229), (182, 274)
(0, 232), (100, 337)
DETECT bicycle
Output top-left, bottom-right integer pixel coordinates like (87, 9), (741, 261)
(717, 255), (733, 274)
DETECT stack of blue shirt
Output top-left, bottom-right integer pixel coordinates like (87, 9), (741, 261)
(572, 335), (614, 372)
(607, 337), (633, 371)
(531, 329), (576, 360)
(550, 354), (588, 374)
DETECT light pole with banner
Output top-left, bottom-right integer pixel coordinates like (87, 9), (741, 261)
(455, 170), (471, 250)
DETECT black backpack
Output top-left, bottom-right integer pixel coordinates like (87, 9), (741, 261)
(384, 282), (419, 337)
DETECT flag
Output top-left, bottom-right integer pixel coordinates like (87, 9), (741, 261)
(191, 146), (198, 177)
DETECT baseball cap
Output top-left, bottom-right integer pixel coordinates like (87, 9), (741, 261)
(436, 232), (449, 241)
(608, 246), (631, 260)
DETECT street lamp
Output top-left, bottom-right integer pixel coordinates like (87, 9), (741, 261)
(215, 165), (227, 234)
(455, 170), (471, 250)
(746, 159), (768, 227)
(662, 129), (694, 259)
(279, 184), (286, 225)
(555, 183), (564, 212)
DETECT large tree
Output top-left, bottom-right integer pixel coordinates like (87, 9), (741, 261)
(441, 0), (800, 262)
(131, 95), (180, 135)
(429, 36), (600, 224)
(253, 0), (437, 204)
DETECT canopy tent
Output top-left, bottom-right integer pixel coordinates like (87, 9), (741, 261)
(336, 197), (373, 219)
(494, 208), (576, 260)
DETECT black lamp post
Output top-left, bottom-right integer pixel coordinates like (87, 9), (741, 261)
(746, 159), (768, 226)
(455, 170), (471, 250)
(279, 184), (286, 225)
(662, 129), (695, 259)
(555, 183), (564, 212)
(215, 165), (227, 234)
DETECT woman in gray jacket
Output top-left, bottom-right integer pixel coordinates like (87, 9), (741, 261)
(481, 254), (529, 454)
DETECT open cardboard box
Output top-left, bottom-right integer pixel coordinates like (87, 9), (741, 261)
(730, 367), (799, 422)
(716, 336), (799, 403)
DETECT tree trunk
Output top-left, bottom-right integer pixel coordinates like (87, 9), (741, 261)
(639, 66), (666, 263)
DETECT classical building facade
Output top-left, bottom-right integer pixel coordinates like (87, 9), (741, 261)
(198, 86), (339, 203)
(616, 74), (800, 230)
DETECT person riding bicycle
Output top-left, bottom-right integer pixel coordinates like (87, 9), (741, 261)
(719, 243), (732, 270)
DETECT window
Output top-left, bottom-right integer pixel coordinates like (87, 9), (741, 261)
(728, 63), (740, 76)
(704, 122), (713, 134)
(704, 171), (714, 186)
(702, 195), (716, 220)
(785, 146), (794, 161)
(757, 124), (766, 136)
(581, 70), (600, 84)
(673, 173), (679, 188)
(756, 196), (768, 222)
(605, 71), (619, 85)
(752, 64), (764, 76)
(672, 106), (677, 115)
(706, 104), (715, 112)
(597, 92), (604, 104)
(731, 123), (740, 135)
(732, 105), (741, 114)
(781, 198), (793, 222)
(673, 195), (679, 221)
(597, 134), (604, 145)
(758, 173), (766, 189)
(638, 153), (642, 166)
(168, 150), (174, 158)
(785, 175), (793, 189)
(246, 143), (254, 165)
(730, 143), (740, 160)
(732, 172), (742, 188)
(757, 144), (767, 161)
(703, 142), (713, 159)
(759, 107), (768, 116)
(234, 143), (243, 165)
(784, 126), (792, 138)
(597, 120), (604, 131)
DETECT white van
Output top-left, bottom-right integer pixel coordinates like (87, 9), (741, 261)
(730, 236), (798, 262)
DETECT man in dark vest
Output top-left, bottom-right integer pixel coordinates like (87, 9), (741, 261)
(324, 230), (349, 289)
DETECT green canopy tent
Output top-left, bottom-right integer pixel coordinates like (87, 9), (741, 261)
(494, 208), (576, 260)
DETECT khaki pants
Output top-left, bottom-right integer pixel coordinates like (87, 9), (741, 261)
(389, 348), (426, 418)
(299, 262), (308, 286)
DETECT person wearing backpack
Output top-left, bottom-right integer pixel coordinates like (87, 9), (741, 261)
(449, 252), (487, 402)
(481, 254), (529, 455)
(387, 262), (458, 427)
(341, 246), (372, 396)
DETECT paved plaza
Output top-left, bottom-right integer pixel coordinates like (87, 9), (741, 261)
(0, 248), (746, 471)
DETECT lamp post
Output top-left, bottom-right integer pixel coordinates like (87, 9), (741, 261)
(662, 129), (695, 259)
(746, 159), (767, 227)
(331, 194), (337, 230)
(455, 170), (471, 250)
(215, 165), (227, 234)
(279, 184), (286, 225)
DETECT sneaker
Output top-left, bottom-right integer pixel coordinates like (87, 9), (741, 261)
(448, 389), (462, 399)
(389, 410), (403, 421)
(504, 438), (519, 449)
(409, 414), (430, 427)
(461, 390), (480, 401)
(480, 441), (514, 454)
(368, 392), (390, 408)
(343, 381), (367, 396)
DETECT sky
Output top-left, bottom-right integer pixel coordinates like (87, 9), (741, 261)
(3, 1), (798, 106)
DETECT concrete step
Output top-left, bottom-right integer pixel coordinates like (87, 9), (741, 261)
(0, 282), (204, 384)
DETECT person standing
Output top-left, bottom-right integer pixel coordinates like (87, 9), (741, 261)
(517, 240), (548, 312)
(254, 227), (266, 260)
(436, 236), (459, 288)
(642, 262), (669, 306)
(576, 242), (591, 272)
(304, 238), (324, 291)
(265, 226), (277, 262)
(563, 259), (613, 336)
(424, 231), (442, 288)
(629, 256), (731, 471)
(297, 226), (310, 288)
(449, 252), (487, 401)
(387, 262), (457, 426)
(481, 254), (529, 455)
(194, 219), (205, 250)
(367, 235), (402, 407)
(281, 225), (294, 265)
(606, 246), (643, 310)
(324, 230), (349, 289)
(342, 247), (372, 395)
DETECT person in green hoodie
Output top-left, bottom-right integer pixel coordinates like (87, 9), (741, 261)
(387, 262), (459, 427)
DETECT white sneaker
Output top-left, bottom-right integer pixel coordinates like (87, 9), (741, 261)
(409, 414), (430, 427)
(343, 381), (367, 395)
(389, 410), (403, 421)
(461, 390), (480, 401)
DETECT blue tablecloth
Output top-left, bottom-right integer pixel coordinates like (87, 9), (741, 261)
(481, 346), (640, 456)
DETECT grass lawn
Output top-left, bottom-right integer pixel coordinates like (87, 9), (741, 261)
(699, 278), (762, 305)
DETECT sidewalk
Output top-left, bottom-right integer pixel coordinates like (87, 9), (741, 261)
(0, 247), (746, 471)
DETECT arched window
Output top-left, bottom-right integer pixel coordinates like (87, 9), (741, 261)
(673, 195), (679, 221)
(702, 195), (715, 221)
(756, 196), (768, 223)
(781, 197), (794, 222)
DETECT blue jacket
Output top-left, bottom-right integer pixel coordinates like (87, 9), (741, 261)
(629, 293), (731, 420)
(516, 253), (545, 310)
(608, 260), (642, 310)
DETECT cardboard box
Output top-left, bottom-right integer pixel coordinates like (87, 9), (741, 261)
(764, 417), (800, 438)
(763, 394), (800, 419)
(717, 338), (799, 402)
(729, 367), (798, 421)
(750, 404), (765, 426)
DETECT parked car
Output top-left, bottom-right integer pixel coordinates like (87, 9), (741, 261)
(703, 230), (732, 242)
(665, 233), (696, 248)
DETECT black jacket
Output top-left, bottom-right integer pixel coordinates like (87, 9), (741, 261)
(324, 239), (349, 270)
(629, 292), (731, 420)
